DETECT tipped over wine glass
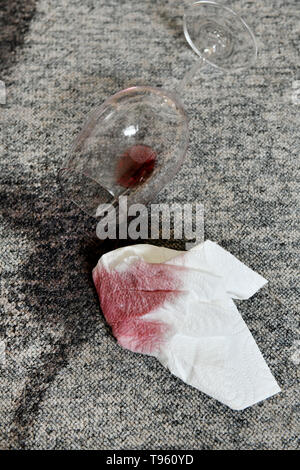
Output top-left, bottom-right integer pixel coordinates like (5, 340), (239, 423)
(59, 1), (258, 217)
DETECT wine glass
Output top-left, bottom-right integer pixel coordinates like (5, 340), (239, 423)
(59, 1), (257, 217)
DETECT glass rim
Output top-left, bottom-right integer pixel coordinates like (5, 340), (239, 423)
(59, 86), (190, 218)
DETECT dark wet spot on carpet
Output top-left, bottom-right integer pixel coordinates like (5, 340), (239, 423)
(0, 0), (37, 72)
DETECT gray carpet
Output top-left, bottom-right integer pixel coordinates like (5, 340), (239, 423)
(0, 0), (299, 450)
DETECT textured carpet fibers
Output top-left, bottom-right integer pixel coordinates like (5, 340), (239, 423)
(0, 0), (299, 449)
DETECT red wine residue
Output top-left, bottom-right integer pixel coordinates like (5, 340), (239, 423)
(116, 145), (156, 188)
(93, 258), (183, 355)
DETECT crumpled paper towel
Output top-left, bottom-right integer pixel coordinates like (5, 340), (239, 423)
(93, 240), (280, 410)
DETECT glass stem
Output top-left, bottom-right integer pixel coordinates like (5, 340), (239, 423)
(173, 56), (206, 98)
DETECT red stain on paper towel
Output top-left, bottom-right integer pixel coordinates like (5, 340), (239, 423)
(93, 258), (182, 355)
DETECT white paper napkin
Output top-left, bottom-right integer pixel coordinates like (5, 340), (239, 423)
(93, 240), (281, 410)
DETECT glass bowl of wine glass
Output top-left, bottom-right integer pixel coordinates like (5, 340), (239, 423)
(59, 86), (189, 217)
(59, 1), (257, 218)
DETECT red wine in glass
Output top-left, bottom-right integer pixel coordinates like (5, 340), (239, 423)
(116, 145), (157, 188)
